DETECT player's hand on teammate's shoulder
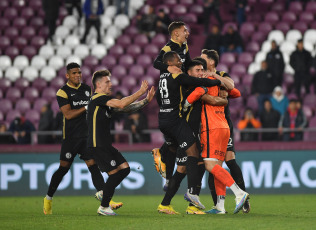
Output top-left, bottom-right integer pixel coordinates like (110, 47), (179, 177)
(146, 86), (156, 103)
(219, 89), (228, 99)
(167, 66), (182, 74)
(139, 80), (149, 95)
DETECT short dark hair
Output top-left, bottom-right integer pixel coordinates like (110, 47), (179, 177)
(66, 62), (80, 72)
(297, 38), (303, 43)
(187, 60), (204, 72)
(192, 57), (207, 71)
(168, 21), (185, 35)
(163, 51), (177, 64)
(201, 49), (219, 67)
(92, 69), (111, 89)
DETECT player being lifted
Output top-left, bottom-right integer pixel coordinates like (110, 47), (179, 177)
(43, 63), (122, 215)
(157, 59), (228, 214)
(184, 49), (249, 214)
(157, 51), (224, 209)
(87, 70), (155, 215)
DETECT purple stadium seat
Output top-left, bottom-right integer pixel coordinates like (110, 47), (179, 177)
(150, 132), (164, 144)
(0, 78), (11, 92)
(140, 75), (156, 85)
(6, 87), (21, 102)
(22, 46), (37, 60)
(57, 67), (67, 77)
(309, 116), (316, 128)
(30, 36), (45, 50)
(50, 77), (65, 90)
(303, 94), (316, 109)
(216, 63), (229, 73)
(179, 0), (194, 6)
(21, 7), (34, 20)
(151, 34), (167, 48)
(282, 12), (296, 24)
(0, 36), (10, 50)
(231, 64), (247, 76)
(108, 45), (124, 58)
(275, 22), (290, 34)
(306, 1), (316, 13)
(13, 37), (28, 50)
(12, 0), (26, 9)
(222, 23), (238, 34)
(29, 17), (44, 29)
(42, 87), (56, 102)
(4, 27), (19, 40)
(238, 52), (253, 66)
(4, 8), (18, 20)
(129, 65), (145, 77)
(15, 78), (30, 91)
(246, 41), (260, 53)
(125, 26), (138, 36)
(25, 109), (40, 124)
(220, 53), (236, 67)
(293, 22), (308, 34)
(118, 54), (134, 68)
(116, 35), (132, 48)
(114, 86), (129, 96)
(101, 55), (117, 70)
(189, 4), (203, 14)
(15, 98), (31, 114)
(242, 74), (253, 85)
(299, 12), (314, 24)
(21, 27), (36, 40)
(6, 110), (21, 123)
(83, 55), (99, 69)
(303, 106), (313, 120)
(289, 1), (303, 13)
(133, 34), (149, 46)
(240, 22), (256, 38)
(51, 100), (59, 114)
(38, 27), (49, 38)
(258, 22), (273, 36)
(24, 87), (40, 103)
(0, 0), (9, 11)
(33, 98), (49, 112)
(136, 54), (152, 67)
(12, 18), (27, 30)
(81, 66), (91, 78)
(109, 76), (119, 87)
(172, 5), (187, 15)
(146, 66), (160, 78)
(0, 18), (10, 31)
(5, 46), (19, 60)
(144, 44), (159, 57)
(148, 114), (159, 129)
(93, 65), (107, 72)
(126, 44), (142, 57)
(271, 2), (284, 12)
(111, 66), (127, 79)
(246, 95), (258, 111)
(0, 99), (13, 113)
(264, 12), (279, 24)
(121, 77), (137, 88)
(29, 0), (42, 9)
(229, 73), (241, 86)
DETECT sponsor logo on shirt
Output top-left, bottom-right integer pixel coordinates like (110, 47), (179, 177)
(73, 100), (89, 106)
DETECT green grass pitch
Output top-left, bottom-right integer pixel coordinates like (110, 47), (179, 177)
(1, 194), (316, 230)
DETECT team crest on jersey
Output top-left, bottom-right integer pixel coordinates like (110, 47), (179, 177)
(111, 160), (116, 166)
(85, 91), (90, 97)
(65, 152), (72, 159)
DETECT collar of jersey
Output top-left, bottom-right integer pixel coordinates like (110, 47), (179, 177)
(67, 82), (81, 89)
(171, 39), (183, 47)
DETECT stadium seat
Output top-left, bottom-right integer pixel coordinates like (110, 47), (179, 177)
(240, 22), (256, 38)
(6, 87), (21, 102)
(21, 7), (34, 20)
(5, 67), (20, 82)
(151, 34), (167, 47)
(56, 45), (72, 59)
(114, 14), (130, 29)
(29, 0), (42, 9)
(0, 0), (9, 11)
(299, 12), (314, 24)
(55, 26), (70, 40)
(140, 75), (156, 85)
(91, 44), (107, 59)
(102, 35), (115, 49)
(72, 44), (89, 59)
(238, 52), (253, 66)
(6, 110), (21, 123)
(100, 15), (112, 29)
(303, 30), (316, 45)
(5, 46), (19, 60)
(24, 87), (40, 103)
(32, 78), (47, 91)
(125, 26), (138, 36)
(114, 86), (129, 96)
(246, 41), (260, 53)
(101, 55), (117, 69)
(108, 44), (124, 58)
(0, 56), (12, 70)
(275, 22), (290, 34)
(121, 77), (137, 88)
(14, 37), (28, 51)
(118, 54), (134, 68)
(270, 2), (284, 12)
(12, 17), (27, 31)
(14, 78), (30, 91)
(30, 36), (46, 50)
(146, 66), (160, 78)
(246, 95), (258, 112)
(285, 30), (302, 44)
(111, 66), (127, 79)
(216, 63), (229, 73)
(280, 41), (296, 55)
(0, 18), (10, 31)
(66, 55), (82, 66)
(39, 45), (55, 60)
(289, 1), (303, 13)
(63, 15), (78, 29)
(64, 35), (80, 48)
(33, 98), (49, 112)
(0, 36), (10, 51)
(42, 87), (57, 102)
(136, 54), (152, 68)
(109, 76), (119, 86)
(4, 7), (18, 20)
(268, 30), (285, 44)
(0, 98), (13, 113)
(40, 66), (56, 81)
(231, 64), (246, 76)
(126, 44), (142, 57)
(264, 12), (279, 24)
(129, 65), (145, 77)
(83, 55), (99, 69)
(21, 27), (36, 41)
(25, 109), (40, 124)
(133, 34), (149, 46)
(15, 98), (31, 114)
(48, 56), (64, 70)
(143, 44), (159, 56)
(281, 12), (296, 25)
(172, 4), (187, 15)
(23, 66), (39, 81)
(306, 1), (316, 13)
(258, 22), (273, 36)
(220, 53), (236, 67)
(31, 55), (46, 70)
(106, 25), (122, 39)
(13, 55), (29, 71)
(248, 63), (260, 75)
(104, 5), (117, 19)
(116, 35), (132, 48)
(303, 94), (316, 109)
(29, 17), (44, 29)
(0, 78), (11, 92)
(284, 64), (294, 74)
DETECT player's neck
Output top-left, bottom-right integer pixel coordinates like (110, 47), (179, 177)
(67, 81), (80, 89)
(171, 37), (182, 46)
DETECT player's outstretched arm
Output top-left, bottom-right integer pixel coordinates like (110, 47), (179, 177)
(176, 73), (221, 87)
(113, 86), (155, 113)
(201, 94), (228, 106)
(209, 72), (234, 90)
(60, 104), (86, 120)
(106, 80), (148, 109)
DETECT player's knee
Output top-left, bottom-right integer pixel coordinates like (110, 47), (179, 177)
(58, 166), (70, 176)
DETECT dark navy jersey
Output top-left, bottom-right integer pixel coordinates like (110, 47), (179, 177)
(87, 93), (113, 148)
(56, 83), (91, 139)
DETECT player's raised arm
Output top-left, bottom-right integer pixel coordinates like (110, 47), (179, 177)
(228, 88), (241, 98)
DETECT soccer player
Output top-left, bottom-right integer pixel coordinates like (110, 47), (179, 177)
(152, 21), (191, 189)
(43, 63), (120, 215)
(157, 51), (223, 209)
(157, 59), (228, 215)
(87, 70), (155, 216)
(184, 50), (249, 214)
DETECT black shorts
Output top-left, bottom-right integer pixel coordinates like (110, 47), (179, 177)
(159, 117), (196, 151)
(226, 117), (235, 153)
(88, 146), (127, 173)
(60, 137), (94, 162)
(176, 148), (204, 166)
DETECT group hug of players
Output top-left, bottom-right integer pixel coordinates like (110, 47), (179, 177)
(42, 21), (249, 216)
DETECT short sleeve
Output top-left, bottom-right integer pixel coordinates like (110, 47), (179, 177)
(56, 89), (69, 108)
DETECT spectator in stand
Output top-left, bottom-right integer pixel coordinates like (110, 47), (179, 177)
(115, 0), (129, 15)
(270, 86), (289, 116)
(279, 99), (307, 141)
(124, 111), (150, 143)
(136, 5), (157, 37)
(110, 91), (127, 143)
(155, 9), (172, 35)
(81, 0), (104, 44)
(203, 24), (222, 54)
(203, 0), (222, 34)
(220, 26), (243, 54)
(238, 108), (261, 141)
(38, 104), (54, 144)
(266, 40), (285, 87)
(236, 0), (247, 27)
(9, 117), (36, 144)
(65, 0), (82, 23)
(42, 0), (60, 43)
(260, 99), (281, 141)
(290, 39), (312, 98)
(251, 60), (274, 114)
(0, 123), (16, 144)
